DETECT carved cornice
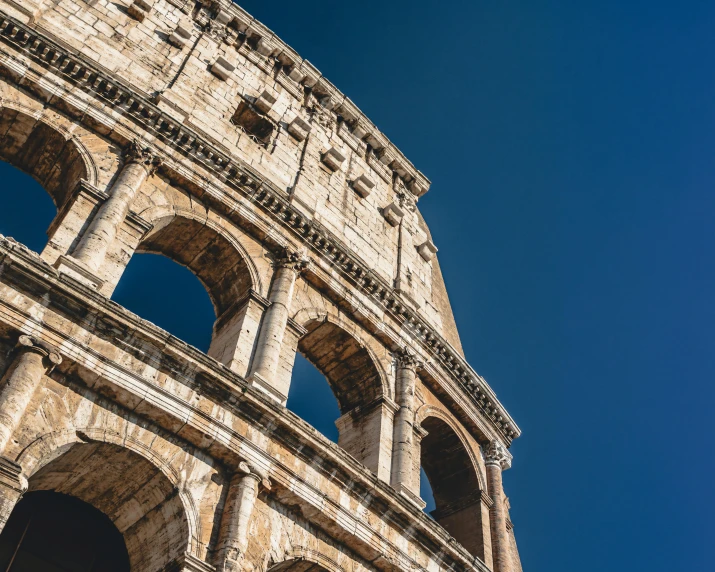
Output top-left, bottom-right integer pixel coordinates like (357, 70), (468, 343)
(0, 12), (519, 445)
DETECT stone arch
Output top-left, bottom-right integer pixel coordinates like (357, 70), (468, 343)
(415, 406), (491, 561)
(291, 308), (389, 412)
(136, 208), (262, 317)
(0, 102), (97, 209)
(14, 427), (201, 570)
(268, 547), (343, 572)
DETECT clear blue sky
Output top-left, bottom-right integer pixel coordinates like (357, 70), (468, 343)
(1, 1), (713, 570)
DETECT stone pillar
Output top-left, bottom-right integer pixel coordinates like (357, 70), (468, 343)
(69, 140), (160, 275)
(0, 335), (61, 534)
(0, 335), (62, 454)
(214, 462), (270, 571)
(485, 440), (513, 572)
(390, 349), (419, 497)
(248, 250), (307, 401)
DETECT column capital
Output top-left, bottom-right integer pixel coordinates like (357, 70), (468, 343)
(484, 440), (512, 471)
(17, 335), (62, 367)
(274, 248), (309, 272)
(124, 139), (162, 175)
(237, 461), (271, 490)
(394, 347), (420, 371)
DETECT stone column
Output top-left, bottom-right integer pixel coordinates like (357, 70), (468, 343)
(0, 335), (62, 454)
(485, 440), (513, 572)
(390, 349), (419, 496)
(0, 336), (61, 534)
(214, 462), (270, 571)
(248, 250), (307, 399)
(71, 140), (160, 274)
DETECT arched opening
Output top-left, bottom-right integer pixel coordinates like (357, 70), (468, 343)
(420, 416), (488, 560)
(14, 441), (190, 572)
(112, 253), (216, 351)
(112, 215), (258, 371)
(287, 317), (389, 475)
(268, 557), (331, 572)
(0, 107), (89, 209)
(0, 162), (56, 253)
(0, 491), (130, 571)
(286, 353), (341, 442)
(296, 321), (382, 415)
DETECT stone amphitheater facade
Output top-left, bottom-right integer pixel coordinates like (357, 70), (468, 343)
(0, 0), (524, 571)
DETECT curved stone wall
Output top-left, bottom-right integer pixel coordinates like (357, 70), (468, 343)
(0, 1), (524, 571)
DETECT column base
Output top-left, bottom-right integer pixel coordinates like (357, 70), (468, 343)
(0, 456), (26, 534)
(246, 373), (287, 405)
(54, 255), (105, 291)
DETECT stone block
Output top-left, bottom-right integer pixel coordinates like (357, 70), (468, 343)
(382, 202), (405, 227)
(417, 239), (438, 261)
(168, 19), (192, 49)
(210, 54), (236, 81)
(127, 0), (154, 22)
(351, 174), (375, 198)
(321, 147), (346, 172)
(254, 89), (277, 113)
(287, 116), (311, 141)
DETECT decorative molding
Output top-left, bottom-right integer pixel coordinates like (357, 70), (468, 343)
(0, 12), (519, 445)
(484, 440), (513, 471)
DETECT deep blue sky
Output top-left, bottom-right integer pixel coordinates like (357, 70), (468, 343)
(1, 1), (714, 570)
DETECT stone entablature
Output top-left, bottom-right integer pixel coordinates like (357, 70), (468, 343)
(0, 10), (519, 445)
(0, 235), (492, 572)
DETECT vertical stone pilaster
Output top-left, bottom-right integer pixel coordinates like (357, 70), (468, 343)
(390, 349), (421, 501)
(0, 335), (62, 454)
(214, 462), (270, 572)
(59, 140), (160, 285)
(0, 335), (60, 534)
(485, 440), (513, 572)
(0, 457), (25, 535)
(248, 250), (307, 402)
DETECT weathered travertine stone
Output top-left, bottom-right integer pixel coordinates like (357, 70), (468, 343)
(0, 0), (526, 569)
(0, 335), (60, 453)
(485, 441), (514, 572)
(68, 141), (159, 276)
(248, 251), (307, 402)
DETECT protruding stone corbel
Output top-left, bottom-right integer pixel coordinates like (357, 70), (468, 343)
(211, 54), (237, 81)
(351, 174), (375, 198)
(254, 89), (277, 113)
(287, 116), (311, 141)
(416, 239), (438, 262)
(169, 19), (193, 49)
(382, 202), (405, 227)
(127, 0), (154, 22)
(321, 147), (345, 172)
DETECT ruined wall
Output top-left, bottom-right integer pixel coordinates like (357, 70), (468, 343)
(0, 1), (523, 571)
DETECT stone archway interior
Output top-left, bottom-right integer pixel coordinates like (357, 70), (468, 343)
(24, 441), (189, 572)
(0, 490), (130, 571)
(297, 321), (382, 414)
(420, 416), (486, 560)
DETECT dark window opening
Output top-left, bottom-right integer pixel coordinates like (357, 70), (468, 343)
(231, 101), (275, 145)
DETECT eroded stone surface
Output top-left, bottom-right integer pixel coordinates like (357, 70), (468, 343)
(0, 1), (524, 571)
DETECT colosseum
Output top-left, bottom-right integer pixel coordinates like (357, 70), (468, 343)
(0, 0), (523, 570)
